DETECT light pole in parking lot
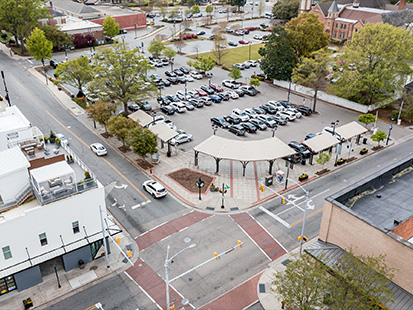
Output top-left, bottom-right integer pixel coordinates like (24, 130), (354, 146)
(196, 177), (204, 200)
(152, 111), (156, 121)
(170, 57), (174, 71)
(331, 120), (339, 135)
(248, 41), (252, 60)
(184, 80), (188, 97)
(207, 72), (213, 86)
(271, 127), (277, 137)
(212, 124), (218, 135)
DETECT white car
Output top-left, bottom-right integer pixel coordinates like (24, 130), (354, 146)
(257, 115), (278, 128)
(56, 133), (69, 146)
(228, 91), (239, 99)
(185, 75), (194, 82)
(244, 108), (258, 119)
(190, 71), (202, 80)
(176, 90), (192, 101)
(286, 107), (302, 118)
(171, 102), (186, 113)
(143, 180), (168, 198)
(268, 101), (285, 112)
(222, 79), (240, 89)
(90, 143), (107, 156)
(232, 108), (250, 122)
(253, 34), (262, 40)
(170, 133), (193, 146)
(277, 110), (296, 121)
(187, 91), (199, 98)
(245, 60), (258, 67)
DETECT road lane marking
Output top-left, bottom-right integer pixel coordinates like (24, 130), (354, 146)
(259, 206), (291, 228)
(45, 110), (149, 200)
(124, 271), (162, 310)
(131, 200), (151, 209)
(250, 213), (288, 253)
(290, 207), (324, 227)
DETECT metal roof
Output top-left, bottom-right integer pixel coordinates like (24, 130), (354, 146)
(301, 133), (339, 154)
(306, 240), (413, 309)
(0, 147), (30, 177)
(335, 121), (368, 140)
(193, 135), (295, 161)
(128, 110), (153, 127)
(149, 123), (177, 142)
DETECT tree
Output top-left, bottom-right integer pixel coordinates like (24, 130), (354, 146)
(257, 1), (266, 16)
(163, 46), (176, 61)
(250, 78), (260, 88)
(358, 113), (376, 129)
(0, 0), (49, 53)
(187, 59), (194, 70)
(159, 6), (168, 18)
(272, 254), (329, 310)
(405, 94), (413, 124)
(175, 40), (187, 54)
(315, 152), (331, 170)
(55, 56), (94, 93)
(127, 126), (158, 162)
(107, 115), (137, 148)
(26, 28), (53, 83)
(89, 43), (157, 116)
(371, 130), (387, 146)
(168, 8), (180, 20)
(193, 56), (216, 73)
(230, 0), (246, 12)
(192, 5), (200, 14)
(103, 15), (120, 39)
(330, 23), (413, 106)
(292, 50), (329, 112)
(205, 4), (214, 16)
(259, 26), (296, 81)
(85, 100), (116, 135)
(228, 66), (242, 81)
(212, 33), (228, 65)
(286, 13), (329, 60)
(41, 25), (71, 51)
(148, 39), (165, 58)
(272, 0), (299, 20)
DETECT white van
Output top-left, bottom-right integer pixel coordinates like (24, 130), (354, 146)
(265, 12), (274, 19)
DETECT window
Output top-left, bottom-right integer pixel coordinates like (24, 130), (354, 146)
(39, 233), (48, 246)
(340, 24), (343, 29)
(334, 31), (337, 38)
(72, 221), (80, 234)
(335, 24), (338, 28)
(2, 246), (11, 260)
(344, 24), (347, 29)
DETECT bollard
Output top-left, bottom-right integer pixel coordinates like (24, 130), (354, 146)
(150, 168), (152, 174)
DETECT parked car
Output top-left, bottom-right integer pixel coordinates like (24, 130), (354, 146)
(150, 73), (162, 82)
(157, 96), (171, 105)
(141, 102), (152, 111)
(143, 180), (167, 198)
(188, 98), (204, 108)
(257, 115), (278, 128)
(201, 85), (215, 95)
(167, 77), (179, 85)
(253, 34), (263, 40)
(260, 23), (269, 28)
(165, 70), (176, 77)
(244, 108), (259, 119)
(305, 133), (317, 140)
(232, 108), (249, 122)
(198, 97), (213, 106)
(250, 118), (267, 130)
(56, 133), (69, 145)
(197, 31), (206, 35)
(170, 133), (193, 145)
(288, 141), (312, 158)
(190, 71), (202, 79)
(233, 63), (246, 70)
(166, 95), (180, 102)
(222, 79), (240, 89)
(259, 104), (278, 114)
(268, 101), (285, 111)
(163, 79), (171, 87)
(234, 89), (245, 97)
(277, 110), (296, 121)
(245, 60), (258, 67)
(217, 92), (230, 101)
(323, 126), (345, 141)
(296, 106), (312, 116)
(161, 105), (175, 115)
(210, 83), (223, 92)
(187, 91), (199, 98)
(176, 90), (191, 101)
(173, 69), (184, 76)
(179, 66), (189, 74)
(240, 122), (257, 133)
(242, 62), (251, 69)
(229, 124), (246, 136)
(195, 88), (208, 96)
(238, 40), (249, 45)
(209, 95), (222, 103)
(228, 40), (238, 46)
(90, 143), (107, 156)
(228, 91), (239, 99)
(223, 114), (241, 124)
(252, 107), (266, 115)
(176, 76), (187, 84)
(286, 107), (302, 118)
(128, 104), (140, 112)
(184, 102), (195, 111)
(271, 115), (288, 125)
(211, 117), (230, 128)
(239, 85), (257, 96)
(279, 100), (295, 109)
(171, 102), (186, 113)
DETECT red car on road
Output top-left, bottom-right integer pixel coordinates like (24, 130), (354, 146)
(238, 40), (249, 45)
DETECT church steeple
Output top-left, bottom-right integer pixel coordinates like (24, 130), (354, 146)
(328, 0), (339, 17)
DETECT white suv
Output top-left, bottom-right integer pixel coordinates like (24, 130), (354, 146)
(171, 102), (186, 113)
(268, 101), (285, 112)
(143, 180), (168, 198)
(232, 108), (250, 122)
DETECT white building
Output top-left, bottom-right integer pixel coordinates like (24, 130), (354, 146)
(0, 106), (115, 294)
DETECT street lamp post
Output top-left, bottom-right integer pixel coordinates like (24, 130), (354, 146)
(152, 111), (157, 122)
(196, 177), (204, 200)
(331, 120), (339, 136)
(1, 71), (11, 107)
(165, 243), (196, 310)
(184, 80), (188, 97)
(134, 23), (137, 38)
(248, 41), (252, 60)
(386, 117), (395, 145)
(207, 72), (213, 86)
(287, 79), (292, 102)
(212, 124), (218, 135)
(170, 58), (174, 71)
(271, 127), (277, 137)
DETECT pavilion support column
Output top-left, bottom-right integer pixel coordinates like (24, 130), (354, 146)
(240, 161), (249, 177)
(167, 142), (171, 157)
(215, 158), (221, 174)
(268, 160), (275, 175)
(309, 154), (314, 165)
(161, 140), (164, 149)
(356, 134), (361, 145)
(194, 151), (199, 166)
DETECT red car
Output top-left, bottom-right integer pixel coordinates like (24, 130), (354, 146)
(210, 83), (223, 92)
(238, 40), (249, 45)
(195, 88), (208, 96)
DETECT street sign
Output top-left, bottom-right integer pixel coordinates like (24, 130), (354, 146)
(224, 186), (230, 189)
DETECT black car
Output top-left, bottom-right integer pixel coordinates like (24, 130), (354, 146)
(155, 80), (164, 89)
(189, 98), (204, 108)
(150, 74), (162, 82)
(234, 89), (245, 97)
(240, 86), (258, 96)
(161, 105), (175, 115)
(176, 77), (187, 84)
(163, 79), (171, 87)
(50, 59), (59, 68)
(240, 122), (257, 133)
(223, 114), (241, 124)
(278, 100), (294, 108)
(127, 104), (140, 112)
(217, 92), (230, 101)
(157, 96), (171, 105)
(197, 31), (206, 35)
(252, 107), (266, 115)
(173, 69), (184, 76)
(166, 95), (180, 102)
(288, 141), (312, 158)
(260, 104), (277, 114)
(228, 124), (245, 136)
(200, 85), (215, 95)
(250, 119), (267, 130)
(147, 13), (156, 18)
(179, 66), (189, 74)
(211, 117), (230, 128)
(165, 71), (176, 77)
(167, 77), (179, 85)
(296, 105), (312, 116)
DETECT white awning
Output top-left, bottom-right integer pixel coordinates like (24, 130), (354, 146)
(128, 110), (153, 127)
(149, 123), (178, 142)
(193, 136), (295, 161)
(335, 121), (368, 140)
(302, 133), (339, 153)
(30, 161), (74, 183)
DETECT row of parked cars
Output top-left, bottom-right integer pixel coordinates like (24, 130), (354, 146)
(149, 65), (202, 89)
(210, 100), (313, 137)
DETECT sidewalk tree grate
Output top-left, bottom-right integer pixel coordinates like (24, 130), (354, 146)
(206, 207), (215, 211)
(259, 283), (266, 293)
(230, 207), (239, 211)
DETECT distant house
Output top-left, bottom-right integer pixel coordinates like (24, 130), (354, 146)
(91, 13), (147, 30)
(48, 0), (104, 20)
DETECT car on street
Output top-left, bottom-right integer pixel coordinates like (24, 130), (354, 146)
(190, 71), (203, 79)
(222, 79), (240, 89)
(223, 114), (241, 124)
(232, 108), (250, 122)
(201, 85), (215, 94)
(228, 41), (238, 46)
(257, 115), (278, 128)
(171, 102), (186, 113)
(240, 122), (257, 133)
(197, 31), (206, 35)
(288, 141), (312, 158)
(211, 117), (230, 128)
(277, 110), (296, 121)
(170, 133), (193, 146)
(296, 106), (312, 116)
(250, 118), (267, 130)
(56, 133), (69, 146)
(161, 105), (175, 115)
(228, 124), (246, 136)
(253, 34), (263, 40)
(239, 86), (257, 96)
(259, 104), (278, 114)
(228, 91), (239, 99)
(143, 180), (167, 198)
(209, 95), (222, 103)
(210, 83), (223, 92)
(260, 23), (269, 28)
(90, 143), (107, 156)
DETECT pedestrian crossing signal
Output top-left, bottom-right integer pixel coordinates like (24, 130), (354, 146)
(214, 252), (218, 260)
(259, 185), (265, 192)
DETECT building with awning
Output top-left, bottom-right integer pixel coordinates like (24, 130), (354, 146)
(128, 110), (153, 127)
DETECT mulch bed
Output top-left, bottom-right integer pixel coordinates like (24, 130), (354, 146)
(315, 169), (330, 176)
(372, 145), (383, 151)
(167, 168), (214, 194)
(137, 159), (153, 170)
(347, 157), (357, 163)
(118, 145), (131, 153)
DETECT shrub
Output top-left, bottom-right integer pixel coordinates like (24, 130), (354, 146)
(391, 110), (399, 120)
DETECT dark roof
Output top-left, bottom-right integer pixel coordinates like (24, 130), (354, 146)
(52, 0), (99, 15)
(328, 0), (339, 12)
(405, 80), (413, 90)
(381, 9), (413, 27)
(317, 0), (390, 16)
(326, 154), (413, 234)
(306, 240), (413, 309)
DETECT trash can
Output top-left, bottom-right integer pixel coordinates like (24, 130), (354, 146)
(265, 175), (273, 186)
(363, 138), (368, 144)
(23, 298), (33, 309)
(301, 158), (306, 165)
(167, 151), (171, 157)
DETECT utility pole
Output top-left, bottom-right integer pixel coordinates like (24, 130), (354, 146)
(1, 71), (11, 107)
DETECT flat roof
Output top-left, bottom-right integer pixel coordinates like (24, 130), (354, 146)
(59, 16), (103, 32)
(129, 110), (153, 127)
(149, 123), (177, 142)
(327, 154), (413, 234)
(302, 133), (339, 154)
(0, 147), (30, 177)
(30, 161), (74, 183)
(0, 106), (31, 133)
(335, 121), (367, 140)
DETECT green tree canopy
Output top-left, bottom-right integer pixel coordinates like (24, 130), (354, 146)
(205, 4), (214, 15)
(272, 0), (299, 20)
(55, 56), (94, 92)
(228, 66), (242, 80)
(107, 115), (137, 148)
(286, 13), (329, 60)
(330, 23), (413, 106)
(148, 39), (165, 58)
(127, 126), (158, 162)
(103, 15), (120, 39)
(358, 113), (376, 128)
(0, 0), (49, 53)
(250, 78), (260, 88)
(292, 49), (330, 112)
(163, 46), (176, 60)
(193, 56), (216, 72)
(371, 130), (387, 146)
(259, 26), (296, 81)
(191, 5), (200, 14)
(26, 28), (53, 66)
(41, 25), (71, 50)
(85, 100), (116, 135)
(230, 0), (246, 12)
(315, 152), (331, 170)
(89, 43), (157, 116)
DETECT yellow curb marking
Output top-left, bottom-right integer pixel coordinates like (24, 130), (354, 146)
(290, 208), (324, 227)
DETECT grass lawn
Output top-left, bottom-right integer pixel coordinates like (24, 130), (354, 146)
(189, 43), (265, 68)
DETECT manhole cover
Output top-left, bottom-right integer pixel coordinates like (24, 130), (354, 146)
(181, 298), (189, 305)
(184, 238), (191, 243)
(188, 278), (192, 282)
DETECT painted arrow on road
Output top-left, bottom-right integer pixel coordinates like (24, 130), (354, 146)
(115, 183), (128, 189)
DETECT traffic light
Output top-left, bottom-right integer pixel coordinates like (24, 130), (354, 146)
(214, 252), (218, 260)
(219, 189), (227, 194)
(237, 240), (242, 248)
(169, 305), (175, 310)
(297, 235), (308, 242)
(259, 185), (265, 192)
(281, 197), (285, 204)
